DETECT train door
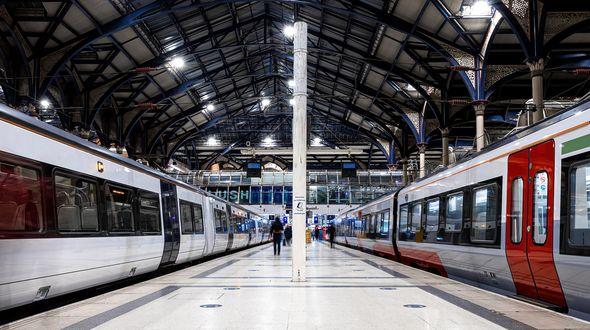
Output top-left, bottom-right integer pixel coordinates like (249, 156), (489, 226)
(506, 140), (566, 308)
(159, 181), (181, 267)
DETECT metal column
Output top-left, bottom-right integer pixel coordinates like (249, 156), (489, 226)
(528, 59), (545, 123)
(441, 128), (449, 166)
(418, 144), (426, 178)
(292, 22), (307, 282)
(401, 159), (408, 184)
(474, 102), (486, 152)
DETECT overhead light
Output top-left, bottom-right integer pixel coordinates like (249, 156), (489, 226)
(206, 136), (219, 146)
(168, 57), (185, 69)
(206, 104), (215, 111)
(39, 99), (50, 109)
(462, 1), (492, 17)
(312, 137), (322, 146)
(261, 98), (271, 108)
(288, 79), (295, 87)
(262, 136), (274, 147)
(289, 98), (295, 106)
(405, 84), (416, 92)
(283, 25), (295, 38)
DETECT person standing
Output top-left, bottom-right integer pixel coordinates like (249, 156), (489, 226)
(328, 223), (336, 248)
(270, 217), (284, 256)
(284, 225), (292, 246)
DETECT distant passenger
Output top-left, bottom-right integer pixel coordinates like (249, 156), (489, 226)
(315, 226), (320, 241)
(270, 217), (284, 256)
(328, 223), (336, 248)
(284, 225), (292, 246)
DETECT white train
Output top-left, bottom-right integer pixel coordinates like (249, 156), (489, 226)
(0, 106), (269, 311)
(335, 100), (590, 319)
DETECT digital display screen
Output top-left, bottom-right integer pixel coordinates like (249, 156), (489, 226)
(342, 162), (357, 178)
(247, 162), (261, 169)
(342, 162), (356, 169)
(246, 162), (262, 177)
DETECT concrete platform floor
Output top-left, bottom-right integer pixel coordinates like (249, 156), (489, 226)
(2, 242), (590, 330)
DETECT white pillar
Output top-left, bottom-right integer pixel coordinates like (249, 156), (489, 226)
(474, 103), (486, 152)
(527, 58), (545, 123)
(441, 128), (449, 167)
(292, 21), (307, 282)
(402, 159), (408, 185)
(418, 144), (426, 178)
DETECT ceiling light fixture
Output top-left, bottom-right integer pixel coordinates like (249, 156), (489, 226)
(39, 99), (50, 109)
(283, 25), (295, 38)
(462, 1), (492, 17)
(206, 104), (215, 111)
(169, 57), (185, 69)
(261, 98), (271, 108)
(206, 136), (219, 146)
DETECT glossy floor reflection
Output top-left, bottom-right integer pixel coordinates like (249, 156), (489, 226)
(3, 241), (589, 330)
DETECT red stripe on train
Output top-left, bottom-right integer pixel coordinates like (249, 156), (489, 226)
(398, 247), (448, 277)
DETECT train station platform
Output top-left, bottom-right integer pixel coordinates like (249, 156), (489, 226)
(3, 243), (589, 330)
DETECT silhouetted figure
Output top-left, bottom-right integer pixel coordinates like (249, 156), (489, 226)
(284, 225), (292, 246)
(270, 217), (284, 256)
(328, 223), (336, 248)
(315, 226), (320, 241)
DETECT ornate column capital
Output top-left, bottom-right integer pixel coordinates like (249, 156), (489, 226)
(527, 58), (545, 77)
(472, 100), (488, 116)
(440, 127), (450, 137)
(417, 143), (427, 153)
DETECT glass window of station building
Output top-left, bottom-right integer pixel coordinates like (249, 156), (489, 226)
(184, 170), (401, 206)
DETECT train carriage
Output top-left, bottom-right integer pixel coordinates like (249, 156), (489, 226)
(335, 100), (590, 319)
(0, 105), (267, 311)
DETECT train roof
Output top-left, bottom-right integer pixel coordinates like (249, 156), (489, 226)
(0, 104), (259, 216)
(411, 99), (590, 185)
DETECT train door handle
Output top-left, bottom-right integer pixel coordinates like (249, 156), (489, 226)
(526, 225), (531, 233)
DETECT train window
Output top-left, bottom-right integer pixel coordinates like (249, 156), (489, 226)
(425, 198), (439, 233)
(569, 162), (590, 248)
(54, 173), (98, 232)
(193, 204), (204, 234)
(532, 172), (548, 244)
(180, 201), (194, 234)
(410, 203), (422, 234)
(471, 184), (498, 243)
(106, 185), (134, 232)
(139, 192), (160, 234)
(399, 205), (409, 240)
(445, 193), (463, 232)
(214, 209), (227, 233)
(511, 178), (524, 244)
(0, 162), (43, 232)
(365, 214), (374, 234)
(379, 210), (390, 238)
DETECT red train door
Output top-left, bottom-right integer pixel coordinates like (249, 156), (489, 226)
(506, 140), (566, 308)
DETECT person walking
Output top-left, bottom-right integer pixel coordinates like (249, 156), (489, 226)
(315, 226), (320, 241)
(284, 225), (292, 246)
(328, 223), (336, 248)
(270, 217), (284, 256)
